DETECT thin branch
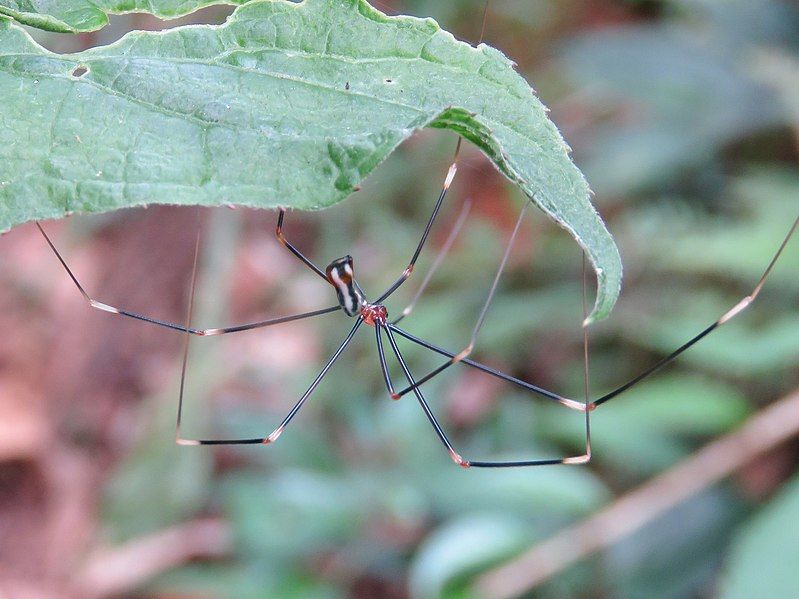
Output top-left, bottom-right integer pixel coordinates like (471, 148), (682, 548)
(76, 518), (232, 598)
(476, 388), (799, 599)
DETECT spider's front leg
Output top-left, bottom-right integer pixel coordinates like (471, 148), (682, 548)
(375, 139), (462, 304)
(588, 213), (799, 409)
(275, 208), (330, 282)
(37, 221), (341, 336)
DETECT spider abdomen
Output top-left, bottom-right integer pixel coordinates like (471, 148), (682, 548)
(326, 255), (366, 317)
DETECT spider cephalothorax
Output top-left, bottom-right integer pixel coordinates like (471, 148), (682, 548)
(360, 304), (388, 326)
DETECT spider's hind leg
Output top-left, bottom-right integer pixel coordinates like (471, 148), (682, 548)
(382, 325), (590, 469)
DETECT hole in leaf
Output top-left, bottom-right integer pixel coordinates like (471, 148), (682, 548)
(71, 65), (89, 77)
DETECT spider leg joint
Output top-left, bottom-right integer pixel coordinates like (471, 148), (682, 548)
(264, 426), (285, 445)
(449, 449), (471, 468)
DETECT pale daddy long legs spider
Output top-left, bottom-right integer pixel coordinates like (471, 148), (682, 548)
(35, 133), (799, 468)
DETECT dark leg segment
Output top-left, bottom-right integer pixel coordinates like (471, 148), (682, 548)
(388, 213), (799, 414)
(177, 319), (364, 446)
(382, 326), (583, 468)
(388, 325), (584, 410)
(388, 203), (529, 396)
(276, 209), (329, 281)
(36, 221), (340, 335)
(381, 325), (467, 466)
(375, 325), (400, 399)
(375, 139), (462, 304)
(593, 213), (798, 407)
(391, 199), (472, 326)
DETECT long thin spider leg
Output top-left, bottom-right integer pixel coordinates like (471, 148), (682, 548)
(577, 253), (592, 463)
(591, 213), (799, 408)
(195, 306), (341, 336)
(276, 209), (329, 281)
(391, 199), (472, 326)
(478, 0), (491, 44)
(175, 230), (214, 443)
(382, 324), (469, 467)
(375, 324), (400, 399)
(383, 325), (575, 468)
(375, 138), (462, 304)
(388, 324), (584, 410)
(177, 319), (363, 446)
(391, 213), (799, 413)
(36, 221), (340, 335)
(390, 203), (529, 397)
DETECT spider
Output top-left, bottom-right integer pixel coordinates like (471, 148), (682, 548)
(35, 139), (799, 468)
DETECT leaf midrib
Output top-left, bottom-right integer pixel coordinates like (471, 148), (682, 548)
(2, 61), (430, 134)
(1, 47), (543, 185)
(2, 50), (536, 150)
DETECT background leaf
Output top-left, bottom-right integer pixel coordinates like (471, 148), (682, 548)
(0, 0), (620, 320)
(408, 514), (531, 599)
(557, 25), (782, 198)
(720, 475), (799, 599)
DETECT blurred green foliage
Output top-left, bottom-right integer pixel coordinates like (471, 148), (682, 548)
(27, 0), (799, 597)
(720, 473), (799, 598)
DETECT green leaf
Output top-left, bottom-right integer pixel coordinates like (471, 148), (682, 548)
(408, 514), (531, 599)
(720, 474), (799, 599)
(0, 0), (247, 33)
(557, 25), (782, 197)
(223, 470), (363, 559)
(0, 0), (621, 320)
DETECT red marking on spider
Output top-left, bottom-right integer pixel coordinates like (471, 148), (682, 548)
(361, 304), (388, 327)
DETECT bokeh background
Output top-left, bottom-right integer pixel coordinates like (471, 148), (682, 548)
(1, 0), (798, 597)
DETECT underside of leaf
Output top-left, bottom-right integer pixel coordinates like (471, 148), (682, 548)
(0, 0), (621, 320)
(0, 0), (246, 33)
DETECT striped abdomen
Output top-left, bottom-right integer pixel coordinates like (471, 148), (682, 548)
(326, 256), (366, 317)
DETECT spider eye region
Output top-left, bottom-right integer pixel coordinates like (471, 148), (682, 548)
(326, 255), (365, 317)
